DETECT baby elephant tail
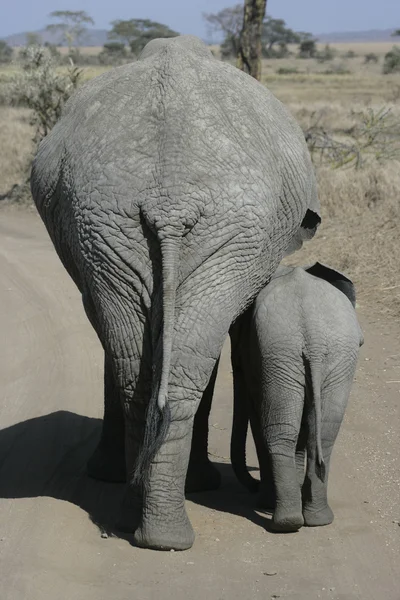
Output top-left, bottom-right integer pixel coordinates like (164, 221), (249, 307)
(310, 360), (326, 482)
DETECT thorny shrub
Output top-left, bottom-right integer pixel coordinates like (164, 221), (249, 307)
(304, 107), (400, 169)
(11, 45), (82, 144)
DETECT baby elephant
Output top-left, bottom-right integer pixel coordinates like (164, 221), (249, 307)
(230, 262), (364, 532)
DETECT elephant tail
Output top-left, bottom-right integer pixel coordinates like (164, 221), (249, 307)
(310, 360), (325, 482)
(230, 367), (259, 493)
(132, 234), (180, 485)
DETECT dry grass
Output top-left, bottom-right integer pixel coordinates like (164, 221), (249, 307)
(0, 107), (34, 196)
(0, 46), (399, 316)
(284, 163), (400, 318)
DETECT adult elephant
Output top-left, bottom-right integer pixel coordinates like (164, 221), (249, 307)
(31, 35), (320, 550)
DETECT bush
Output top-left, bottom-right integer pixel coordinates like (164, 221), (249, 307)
(0, 40), (13, 63)
(364, 52), (379, 64)
(316, 44), (336, 63)
(220, 36), (237, 60)
(383, 46), (400, 74)
(276, 67), (298, 74)
(262, 42), (291, 58)
(304, 107), (400, 169)
(343, 50), (357, 59)
(10, 46), (82, 143)
(98, 42), (128, 65)
(298, 39), (317, 58)
(320, 64), (351, 75)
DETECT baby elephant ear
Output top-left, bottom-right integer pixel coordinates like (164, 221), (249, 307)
(304, 262), (356, 307)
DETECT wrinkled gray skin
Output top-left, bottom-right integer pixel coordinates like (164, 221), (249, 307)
(30, 35), (320, 550)
(230, 263), (364, 532)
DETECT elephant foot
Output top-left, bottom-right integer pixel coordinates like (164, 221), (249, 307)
(133, 509), (195, 551)
(87, 441), (126, 483)
(185, 458), (221, 493)
(303, 504), (334, 527)
(271, 508), (304, 532)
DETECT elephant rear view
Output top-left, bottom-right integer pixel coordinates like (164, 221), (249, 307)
(31, 35), (320, 550)
(230, 263), (363, 532)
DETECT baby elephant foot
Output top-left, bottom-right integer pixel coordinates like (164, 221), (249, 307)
(87, 441), (126, 483)
(185, 459), (221, 493)
(303, 504), (334, 527)
(271, 507), (304, 532)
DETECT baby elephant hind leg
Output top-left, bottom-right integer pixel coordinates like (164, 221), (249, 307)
(302, 377), (354, 527)
(264, 379), (305, 532)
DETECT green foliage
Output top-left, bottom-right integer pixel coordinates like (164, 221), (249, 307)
(391, 29), (400, 37)
(276, 66), (298, 74)
(316, 44), (336, 63)
(98, 42), (127, 65)
(364, 52), (379, 63)
(204, 5), (311, 59)
(383, 46), (400, 74)
(0, 40), (13, 63)
(43, 42), (62, 61)
(46, 10), (94, 47)
(298, 38), (317, 58)
(109, 19), (178, 55)
(262, 16), (301, 57)
(11, 46), (82, 143)
(321, 64), (351, 75)
(25, 32), (43, 46)
(343, 50), (357, 59)
(263, 42), (291, 58)
(220, 36), (238, 59)
(305, 107), (400, 169)
(203, 4), (243, 57)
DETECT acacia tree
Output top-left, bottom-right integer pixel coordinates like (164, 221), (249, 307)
(236, 0), (267, 80)
(204, 4), (306, 61)
(25, 32), (43, 46)
(46, 10), (94, 48)
(203, 4), (243, 56)
(262, 16), (299, 56)
(109, 19), (178, 54)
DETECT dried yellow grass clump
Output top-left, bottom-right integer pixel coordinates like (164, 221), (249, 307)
(286, 162), (400, 318)
(0, 107), (34, 195)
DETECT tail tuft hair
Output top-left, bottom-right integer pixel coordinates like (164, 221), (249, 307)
(131, 400), (171, 486)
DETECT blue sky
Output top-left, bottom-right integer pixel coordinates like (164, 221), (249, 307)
(1, 0), (400, 39)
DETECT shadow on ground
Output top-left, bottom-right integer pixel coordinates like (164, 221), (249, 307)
(0, 411), (275, 540)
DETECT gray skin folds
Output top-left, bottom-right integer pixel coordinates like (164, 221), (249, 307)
(31, 35), (320, 550)
(230, 263), (364, 532)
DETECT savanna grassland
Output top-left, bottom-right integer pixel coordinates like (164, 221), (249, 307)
(1, 42), (399, 317)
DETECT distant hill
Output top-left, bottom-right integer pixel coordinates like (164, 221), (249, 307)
(2, 28), (109, 47)
(316, 29), (397, 43)
(2, 27), (399, 47)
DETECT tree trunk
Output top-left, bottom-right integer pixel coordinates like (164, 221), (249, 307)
(236, 0), (267, 81)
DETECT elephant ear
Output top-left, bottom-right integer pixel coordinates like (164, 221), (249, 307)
(304, 262), (356, 307)
(283, 209), (321, 257)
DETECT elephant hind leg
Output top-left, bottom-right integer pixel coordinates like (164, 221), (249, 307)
(87, 352), (126, 483)
(263, 379), (305, 532)
(302, 377), (353, 527)
(185, 359), (221, 493)
(81, 292), (126, 483)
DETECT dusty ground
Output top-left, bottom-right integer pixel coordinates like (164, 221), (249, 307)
(0, 209), (399, 600)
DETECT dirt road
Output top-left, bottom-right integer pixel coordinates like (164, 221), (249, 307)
(0, 210), (398, 600)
